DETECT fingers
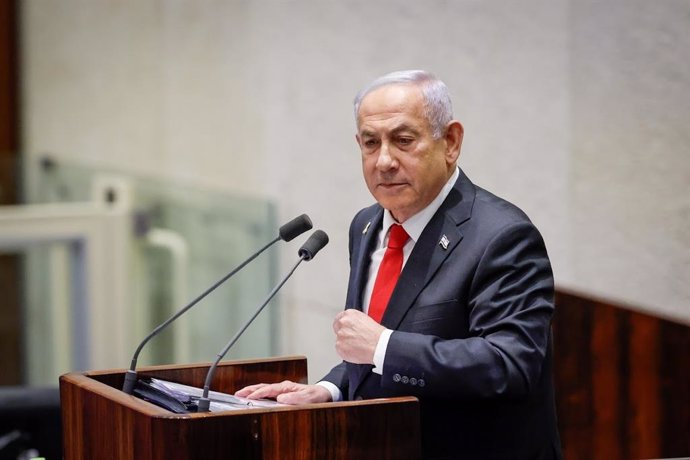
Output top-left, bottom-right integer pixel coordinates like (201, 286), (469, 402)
(333, 310), (346, 333)
(333, 308), (363, 333)
(332, 309), (383, 364)
(234, 380), (318, 402)
(234, 381), (332, 405)
(276, 385), (332, 405)
(234, 383), (269, 398)
(234, 380), (298, 400)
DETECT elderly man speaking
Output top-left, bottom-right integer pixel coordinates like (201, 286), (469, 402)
(237, 70), (562, 460)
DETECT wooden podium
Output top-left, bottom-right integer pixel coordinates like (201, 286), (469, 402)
(60, 356), (421, 459)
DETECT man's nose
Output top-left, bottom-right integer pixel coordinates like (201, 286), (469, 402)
(376, 143), (397, 171)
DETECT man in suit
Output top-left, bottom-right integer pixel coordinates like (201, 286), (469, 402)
(236, 70), (562, 459)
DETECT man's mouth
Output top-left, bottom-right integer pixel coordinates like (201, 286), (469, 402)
(379, 182), (407, 190)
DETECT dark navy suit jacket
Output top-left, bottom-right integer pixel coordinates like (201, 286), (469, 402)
(323, 169), (562, 459)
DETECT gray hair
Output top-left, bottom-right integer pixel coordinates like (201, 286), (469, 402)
(353, 70), (454, 139)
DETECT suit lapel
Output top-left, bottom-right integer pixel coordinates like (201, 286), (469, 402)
(347, 209), (383, 310)
(380, 172), (475, 330)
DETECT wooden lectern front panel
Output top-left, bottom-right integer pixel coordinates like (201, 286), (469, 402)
(60, 357), (421, 459)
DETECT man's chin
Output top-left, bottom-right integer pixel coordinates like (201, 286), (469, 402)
(376, 196), (406, 209)
(375, 201), (412, 221)
(375, 184), (411, 203)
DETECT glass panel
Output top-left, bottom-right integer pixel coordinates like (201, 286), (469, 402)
(21, 155), (277, 384)
(22, 243), (74, 384)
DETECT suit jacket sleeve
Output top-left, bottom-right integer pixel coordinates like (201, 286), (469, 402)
(321, 361), (348, 393)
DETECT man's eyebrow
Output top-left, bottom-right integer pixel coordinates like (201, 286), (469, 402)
(359, 123), (421, 137)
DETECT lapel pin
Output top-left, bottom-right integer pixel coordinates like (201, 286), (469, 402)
(362, 221), (371, 234)
(439, 235), (450, 250)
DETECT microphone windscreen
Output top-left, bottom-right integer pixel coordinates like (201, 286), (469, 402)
(279, 214), (313, 242)
(298, 230), (329, 261)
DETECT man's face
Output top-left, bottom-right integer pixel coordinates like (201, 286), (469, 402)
(356, 84), (461, 223)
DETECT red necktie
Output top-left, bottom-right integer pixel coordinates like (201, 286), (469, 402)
(368, 224), (409, 323)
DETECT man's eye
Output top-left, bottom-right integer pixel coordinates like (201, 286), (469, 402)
(364, 139), (379, 147)
(398, 137), (414, 145)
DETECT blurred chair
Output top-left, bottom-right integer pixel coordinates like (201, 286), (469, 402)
(0, 386), (61, 459)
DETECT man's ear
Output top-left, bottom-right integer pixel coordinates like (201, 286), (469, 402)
(355, 133), (362, 148)
(445, 120), (464, 163)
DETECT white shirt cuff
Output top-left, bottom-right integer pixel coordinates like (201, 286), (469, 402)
(316, 380), (342, 402)
(372, 328), (393, 375)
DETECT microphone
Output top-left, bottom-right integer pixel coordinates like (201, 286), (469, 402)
(122, 214), (313, 394)
(196, 230), (329, 412)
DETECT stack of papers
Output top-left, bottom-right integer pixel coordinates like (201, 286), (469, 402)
(133, 377), (284, 413)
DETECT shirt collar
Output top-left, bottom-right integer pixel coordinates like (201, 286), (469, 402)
(381, 166), (459, 244)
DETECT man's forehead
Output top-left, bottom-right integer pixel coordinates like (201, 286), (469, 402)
(358, 84), (423, 113)
(357, 85), (426, 131)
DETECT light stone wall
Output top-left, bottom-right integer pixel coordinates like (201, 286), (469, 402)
(21, 0), (690, 380)
(569, 0), (690, 322)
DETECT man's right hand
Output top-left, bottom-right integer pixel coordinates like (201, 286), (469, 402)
(234, 380), (332, 405)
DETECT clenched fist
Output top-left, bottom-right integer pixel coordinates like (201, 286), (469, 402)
(333, 309), (385, 364)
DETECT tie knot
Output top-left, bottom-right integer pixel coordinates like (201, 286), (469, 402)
(387, 224), (409, 249)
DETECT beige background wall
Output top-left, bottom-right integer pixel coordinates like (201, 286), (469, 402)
(21, 0), (689, 380)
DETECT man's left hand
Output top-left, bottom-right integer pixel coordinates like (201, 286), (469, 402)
(333, 309), (385, 364)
